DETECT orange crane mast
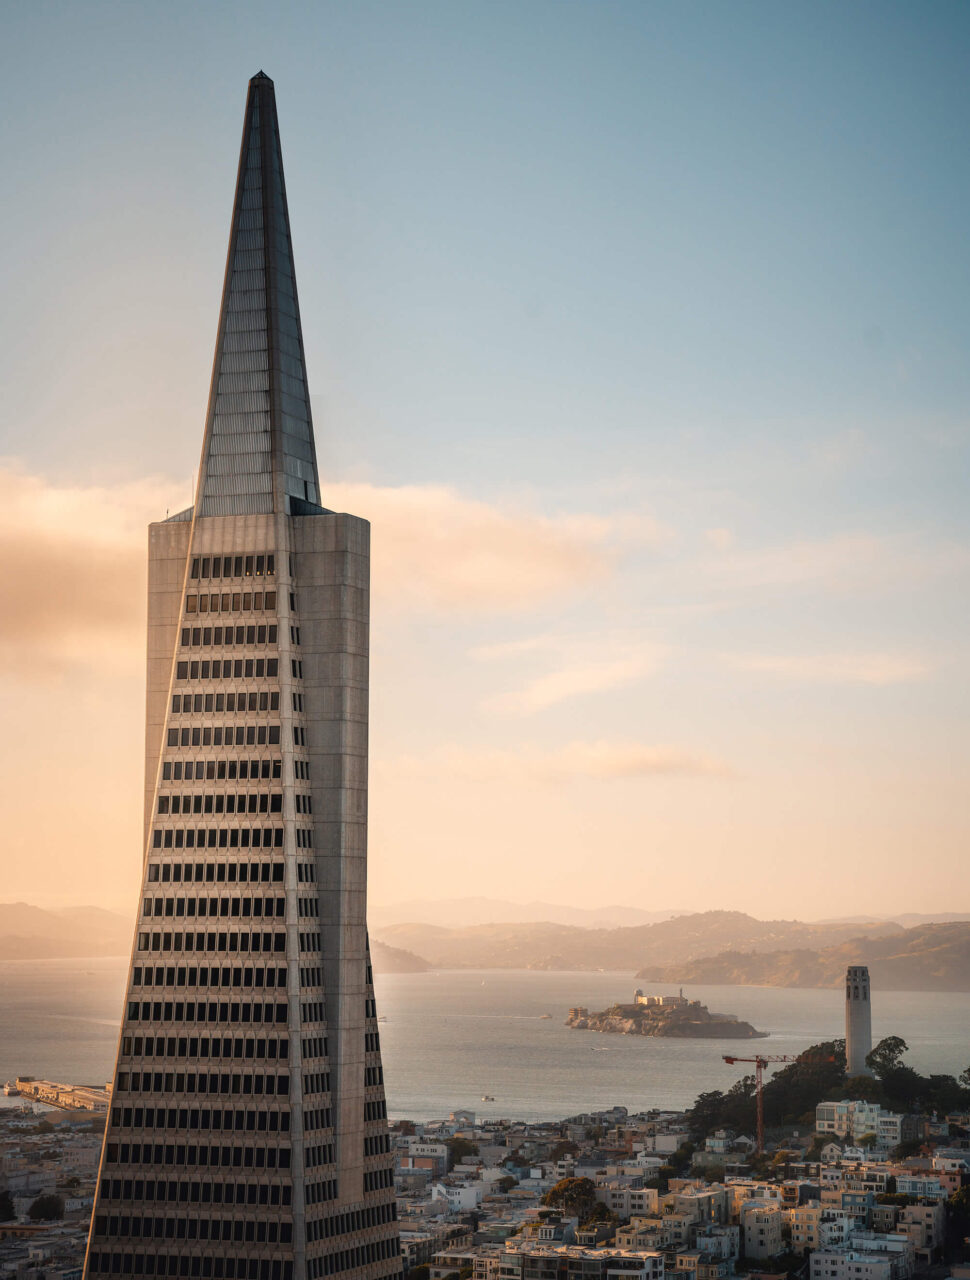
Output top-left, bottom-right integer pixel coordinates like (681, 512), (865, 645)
(722, 1054), (803, 1155)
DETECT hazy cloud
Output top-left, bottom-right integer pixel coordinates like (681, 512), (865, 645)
(326, 481), (665, 613)
(0, 463), (176, 675)
(385, 740), (733, 783)
(727, 651), (931, 686)
(472, 631), (665, 715)
(0, 465), (661, 676)
(695, 532), (970, 597)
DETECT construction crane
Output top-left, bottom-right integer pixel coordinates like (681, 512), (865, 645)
(722, 1052), (833, 1155)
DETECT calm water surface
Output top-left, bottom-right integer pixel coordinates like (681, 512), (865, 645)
(1, 959), (968, 1121)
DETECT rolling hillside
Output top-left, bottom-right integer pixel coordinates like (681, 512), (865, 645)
(0, 902), (427, 973)
(636, 921), (970, 991)
(374, 910), (902, 973)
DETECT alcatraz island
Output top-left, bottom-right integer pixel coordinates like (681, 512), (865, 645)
(566, 987), (768, 1039)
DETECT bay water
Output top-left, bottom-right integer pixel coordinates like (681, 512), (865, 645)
(1, 959), (967, 1121)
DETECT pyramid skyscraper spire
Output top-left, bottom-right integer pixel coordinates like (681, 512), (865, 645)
(197, 72), (321, 518)
(84, 77), (400, 1280)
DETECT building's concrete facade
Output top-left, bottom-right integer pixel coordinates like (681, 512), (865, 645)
(83, 74), (400, 1280)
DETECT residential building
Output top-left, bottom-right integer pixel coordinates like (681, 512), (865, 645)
(740, 1204), (783, 1261)
(897, 1202), (945, 1260)
(895, 1174), (947, 1201)
(499, 1243), (664, 1280)
(810, 1249), (896, 1280)
(788, 1205), (852, 1253)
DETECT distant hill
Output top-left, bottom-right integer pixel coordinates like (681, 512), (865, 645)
(373, 910), (902, 973)
(369, 897), (687, 929)
(817, 912), (970, 928)
(369, 938), (430, 974)
(0, 902), (132, 959)
(636, 921), (970, 991)
(0, 901), (432, 971)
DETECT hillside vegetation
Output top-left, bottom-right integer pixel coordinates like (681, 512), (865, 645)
(375, 910), (902, 973)
(637, 921), (970, 991)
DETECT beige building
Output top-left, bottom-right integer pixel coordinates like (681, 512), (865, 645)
(740, 1203), (784, 1261)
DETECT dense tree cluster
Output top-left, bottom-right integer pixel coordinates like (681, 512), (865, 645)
(686, 1038), (970, 1143)
(542, 1177), (599, 1220)
(445, 1137), (480, 1170)
(28, 1193), (63, 1221)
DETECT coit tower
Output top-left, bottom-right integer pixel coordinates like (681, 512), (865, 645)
(845, 964), (873, 1076)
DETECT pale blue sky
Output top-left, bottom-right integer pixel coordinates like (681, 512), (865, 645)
(1, 1), (968, 914)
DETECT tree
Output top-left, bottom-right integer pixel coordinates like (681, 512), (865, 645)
(686, 1090), (727, 1142)
(581, 1203), (618, 1228)
(890, 1139), (923, 1161)
(655, 1165), (678, 1194)
(922, 1074), (967, 1116)
(33, 1120), (55, 1135)
(408, 1266), (430, 1280)
(549, 1140), (579, 1162)
(542, 1177), (598, 1220)
(667, 1142), (696, 1175)
(496, 1175), (517, 1193)
(763, 1041), (848, 1126)
(28, 1194), (64, 1221)
(445, 1138), (479, 1171)
(866, 1037), (909, 1079)
(945, 1186), (970, 1258)
(0, 1190), (15, 1223)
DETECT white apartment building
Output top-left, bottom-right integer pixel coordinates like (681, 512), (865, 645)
(693, 1226), (740, 1262)
(816, 1101), (890, 1142)
(789, 1205), (853, 1253)
(432, 1181), (485, 1211)
(811, 1250), (897, 1280)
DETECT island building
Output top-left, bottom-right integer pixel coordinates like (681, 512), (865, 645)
(83, 73), (401, 1280)
(845, 966), (873, 1077)
(634, 989), (691, 1008)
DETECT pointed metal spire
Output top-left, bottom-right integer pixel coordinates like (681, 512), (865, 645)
(195, 73), (321, 517)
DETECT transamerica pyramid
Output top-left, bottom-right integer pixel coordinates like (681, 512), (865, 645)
(83, 73), (401, 1280)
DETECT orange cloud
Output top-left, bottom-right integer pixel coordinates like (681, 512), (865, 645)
(326, 481), (664, 613)
(472, 632), (666, 715)
(727, 651), (930, 685)
(384, 740), (733, 783)
(0, 464), (178, 675)
(0, 465), (658, 676)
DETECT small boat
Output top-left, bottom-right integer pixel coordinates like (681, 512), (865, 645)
(539, 1014), (552, 1020)
(481, 1094), (495, 1102)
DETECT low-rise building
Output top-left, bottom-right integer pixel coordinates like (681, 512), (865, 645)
(810, 1249), (899, 1280)
(499, 1243), (664, 1280)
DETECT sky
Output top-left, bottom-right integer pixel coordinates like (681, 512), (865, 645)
(1, 0), (969, 919)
